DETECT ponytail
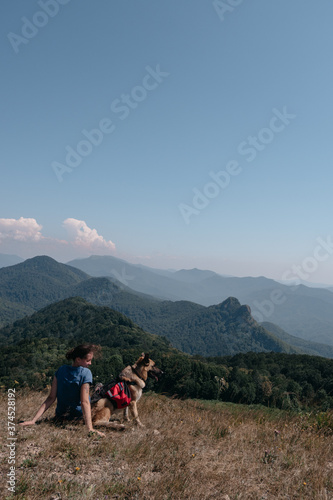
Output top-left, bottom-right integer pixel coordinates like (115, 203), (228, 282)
(65, 344), (101, 361)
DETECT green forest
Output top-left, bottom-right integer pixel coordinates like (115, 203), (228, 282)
(1, 297), (333, 411)
(2, 256), (333, 359)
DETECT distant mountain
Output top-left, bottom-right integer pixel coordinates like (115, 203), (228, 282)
(135, 296), (301, 357)
(1, 255), (333, 357)
(0, 253), (24, 268)
(0, 255), (88, 312)
(171, 268), (219, 283)
(261, 322), (333, 359)
(50, 277), (312, 356)
(0, 256), (164, 329)
(67, 255), (200, 301)
(67, 255), (281, 304)
(0, 297), (302, 356)
(68, 255), (333, 346)
(0, 296), (170, 352)
(245, 284), (333, 346)
(277, 279), (333, 289)
(0, 256), (303, 356)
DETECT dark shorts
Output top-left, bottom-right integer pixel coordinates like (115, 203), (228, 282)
(53, 411), (83, 424)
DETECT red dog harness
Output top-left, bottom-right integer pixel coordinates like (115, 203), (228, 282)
(91, 380), (132, 409)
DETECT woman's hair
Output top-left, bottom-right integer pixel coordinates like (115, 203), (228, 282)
(65, 344), (102, 361)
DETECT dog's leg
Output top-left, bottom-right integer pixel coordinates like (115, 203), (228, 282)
(129, 401), (144, 427)
(94, 420), (125, 431)
(92, 400), (125, 431)
(123, 407), (130, 422)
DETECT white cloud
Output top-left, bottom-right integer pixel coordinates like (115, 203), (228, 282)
(0, 217), (115, 260)
(0, 217), (43, 242)
(63, 218), (115, 252)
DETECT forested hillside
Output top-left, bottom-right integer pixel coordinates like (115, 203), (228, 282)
(205, 351), (333, 410)
(1, 256), (333, 358)
(68, 255), (333, 347)
(262, 321), (333, 358)
(1, 297), (333, 410)
(0, 255), (88, 315)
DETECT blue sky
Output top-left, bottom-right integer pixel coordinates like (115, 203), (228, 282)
(1, 0), (333, 283)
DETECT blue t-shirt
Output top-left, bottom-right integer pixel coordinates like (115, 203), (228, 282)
(55, 365), (93, 418)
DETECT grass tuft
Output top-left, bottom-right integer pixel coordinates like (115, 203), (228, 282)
(1, 390), (333, 499)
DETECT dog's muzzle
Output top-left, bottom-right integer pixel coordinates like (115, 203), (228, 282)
(148, 369), (164, 382)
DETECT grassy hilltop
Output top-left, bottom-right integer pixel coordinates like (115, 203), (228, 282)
(1, 261), (333, 498)
(2, 391), (333, 500)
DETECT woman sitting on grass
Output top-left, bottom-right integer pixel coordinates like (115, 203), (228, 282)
(19, 344), (105, 437)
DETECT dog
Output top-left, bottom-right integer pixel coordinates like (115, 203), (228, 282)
(91, 353), (163, 430)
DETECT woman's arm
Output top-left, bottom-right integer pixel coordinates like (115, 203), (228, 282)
(19, 376), (58, 426)
(80, 383), (105, 437)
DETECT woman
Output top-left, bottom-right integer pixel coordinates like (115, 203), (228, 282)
(20, 344), (105, 437)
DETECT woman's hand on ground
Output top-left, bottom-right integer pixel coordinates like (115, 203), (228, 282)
(88, 429), (106, 438)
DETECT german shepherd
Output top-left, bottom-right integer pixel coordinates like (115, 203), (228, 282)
(91, 353), (163, 429)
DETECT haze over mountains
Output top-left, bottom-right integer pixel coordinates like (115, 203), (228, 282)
(1, 255), (333, 358)
(0, 253), (24, 268)
(68, 255), (333, 347)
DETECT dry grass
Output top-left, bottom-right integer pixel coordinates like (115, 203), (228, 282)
(1, 390), (333, 499)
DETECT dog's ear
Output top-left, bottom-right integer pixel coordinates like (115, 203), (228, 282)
(143, 353), (150, 365)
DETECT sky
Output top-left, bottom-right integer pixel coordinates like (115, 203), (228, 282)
(1, 0), (333, 284)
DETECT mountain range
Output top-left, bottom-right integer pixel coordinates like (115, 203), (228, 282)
(3, 295), (333, 412)
(1, 255), (333, 358)
(68, 255), (333, 347)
